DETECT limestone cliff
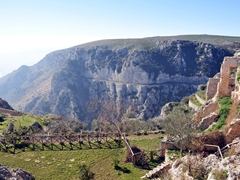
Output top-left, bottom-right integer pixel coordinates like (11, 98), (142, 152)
(0, 37), (234, 123)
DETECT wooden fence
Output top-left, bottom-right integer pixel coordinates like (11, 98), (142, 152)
(0, 132), (122, 153)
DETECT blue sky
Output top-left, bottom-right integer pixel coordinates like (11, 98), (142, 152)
(1, 0), (240, 77)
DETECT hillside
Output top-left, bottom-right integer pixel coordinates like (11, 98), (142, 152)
(0, 35), (239, 124)
(0, 98), (13, 110)
(144, 51), (240, 179)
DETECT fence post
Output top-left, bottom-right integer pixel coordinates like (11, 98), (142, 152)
(132, 154), (136, 166)
(150, 151), (154, 161)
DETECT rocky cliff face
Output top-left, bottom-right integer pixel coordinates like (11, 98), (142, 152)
(0, 98), (14, 110)
(0, 38), (233, 123)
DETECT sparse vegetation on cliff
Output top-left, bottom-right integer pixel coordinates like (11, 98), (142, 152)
(190, 95), (202, 106)
(211, 97), (232, 130)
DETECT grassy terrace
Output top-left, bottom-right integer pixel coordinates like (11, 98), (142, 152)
(190, 95), (202, 106)
(196, 91), (206, 101)
(0, 133), (163, 180)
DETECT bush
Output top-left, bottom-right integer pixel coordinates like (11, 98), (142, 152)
(212, 169), (228, 180)
(158, 130), (165, 134)
(180, 96), (190, 105)
(134, 131), (142, 136)
(143, 131), (148, 135)
(0, 113), (6, 122)
(78, 164), (95, 180)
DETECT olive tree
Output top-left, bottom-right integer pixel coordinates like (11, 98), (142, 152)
(160, 107), (198, 152)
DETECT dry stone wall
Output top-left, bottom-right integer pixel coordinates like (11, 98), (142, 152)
(216, 57), (239, 98)
(206, 78), (220, 100)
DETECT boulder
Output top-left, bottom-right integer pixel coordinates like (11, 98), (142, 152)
(0, 164), (35, 180)
(6, 123), (14, 133)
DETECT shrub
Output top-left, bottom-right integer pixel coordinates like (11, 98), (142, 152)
(212, 169), (228, 180)
(180, 96), (190, 105)
(78, 164), (95, 180)
(0, 113), (6, 122)
(134, 131), (142, 136)
(158, 130), (165, 134)
(143, 131), (148, 135)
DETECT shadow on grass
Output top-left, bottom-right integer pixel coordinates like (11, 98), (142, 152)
(114, 165), (131, 174)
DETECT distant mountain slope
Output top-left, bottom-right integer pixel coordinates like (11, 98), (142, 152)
(0, 98), (13, 110)
(0, 35), (239, 123)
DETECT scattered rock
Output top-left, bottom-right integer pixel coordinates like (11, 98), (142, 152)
(234, 142), (240, 155)
(167, 154), (240, 180)
(0, 164), (35, 180)
(35, 160), (40, 164)
(30, 121), (43, 132)
(6, 122), (14, 133)
(25, 158), (31, 162)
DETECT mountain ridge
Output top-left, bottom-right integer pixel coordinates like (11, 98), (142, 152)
(0, 35), (239, 123)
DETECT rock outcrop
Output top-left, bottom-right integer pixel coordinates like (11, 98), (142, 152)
(0, 37), (234, 123)
(0, 164), (35, 180)
(167, 154), (240, 180)
(0, 98), (13, 110)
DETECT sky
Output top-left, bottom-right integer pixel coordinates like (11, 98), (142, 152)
(1, 0), (240, 78)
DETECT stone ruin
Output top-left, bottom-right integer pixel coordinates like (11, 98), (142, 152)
(160, 51), (240, 159)
(206, 51), (240, 101)
(152, 51), (240, 179)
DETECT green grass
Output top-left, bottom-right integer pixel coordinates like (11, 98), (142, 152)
(167, 150), (182, 161)
(196, 91), (206, 100)
(0, 134), (163, 180)
(129, 134), (163, 151)
(190, 95), (202, 106)
(210, 97), (232, 131)
(0, 114), (47, 133)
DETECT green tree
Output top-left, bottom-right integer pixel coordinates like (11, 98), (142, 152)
(160, 107), (198, 152)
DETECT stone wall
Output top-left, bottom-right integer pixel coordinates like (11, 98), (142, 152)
(195, 94), (206, 105)
(188, 100), (200, 111)
(206, 78), (220, 100)
(160, 137), (178, 158)
(198, 112), (219, 130)
(216, 57), (238, 98)
(195, 101), (220, 123)
(231, 67), (240, 102)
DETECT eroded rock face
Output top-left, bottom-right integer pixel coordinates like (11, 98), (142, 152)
(0, 39), (233, 122)
(0, 164), (35, 180)
(168, 154), (240, 180)
(0, 98), (14, 110)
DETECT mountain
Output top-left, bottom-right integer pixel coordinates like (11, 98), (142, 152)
(0, 98), (13, 110)
(0, 35), (239, 123)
